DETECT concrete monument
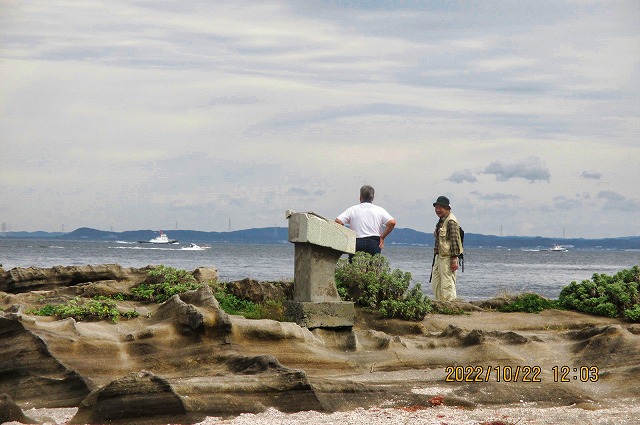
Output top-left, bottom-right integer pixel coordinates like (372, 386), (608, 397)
(285, 210), (356, 329)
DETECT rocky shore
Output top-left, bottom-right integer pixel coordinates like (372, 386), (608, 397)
(1, 265), (639, 424)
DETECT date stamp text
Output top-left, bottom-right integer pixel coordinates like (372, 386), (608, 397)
(444, 365), (599, 383)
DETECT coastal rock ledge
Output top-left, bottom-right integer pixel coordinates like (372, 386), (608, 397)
(1, 265), (639, 424)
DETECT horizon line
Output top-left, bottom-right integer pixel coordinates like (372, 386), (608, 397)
(1, 226), (639, 241)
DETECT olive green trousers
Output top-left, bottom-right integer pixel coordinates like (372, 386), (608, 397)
(431, 254), (457, 301)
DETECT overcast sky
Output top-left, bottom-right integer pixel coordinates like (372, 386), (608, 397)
(1, 1), (639, 239)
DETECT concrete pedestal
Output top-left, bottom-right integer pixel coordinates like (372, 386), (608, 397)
(286, 210), (356, 329)
(292, 243), (342, 302)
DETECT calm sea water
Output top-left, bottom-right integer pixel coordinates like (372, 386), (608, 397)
(1, 239), (638, 301)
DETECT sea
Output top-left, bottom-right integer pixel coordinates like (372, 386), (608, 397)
(1, 239), (638, 301)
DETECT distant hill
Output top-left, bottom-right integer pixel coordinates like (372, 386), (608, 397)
(2, 227), (640, 250)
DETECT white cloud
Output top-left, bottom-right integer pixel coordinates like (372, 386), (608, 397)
(581, 171), (602, 180)
(447, 170), (477, 184)
(596, 190), (640, 213)
(482, 157), (551, 183)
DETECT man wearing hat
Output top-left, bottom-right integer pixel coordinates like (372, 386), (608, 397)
(431, 195), (463, 301)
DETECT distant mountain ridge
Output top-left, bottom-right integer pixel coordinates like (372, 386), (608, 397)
(2, 227), (640, 250)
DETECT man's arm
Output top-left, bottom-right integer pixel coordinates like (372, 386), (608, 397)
(447, 220), (461, 271)
(335, 218), (344, 226)
(379, 219), (396, 248)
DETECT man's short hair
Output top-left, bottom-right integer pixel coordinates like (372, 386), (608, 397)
(360, 185), (375, 202)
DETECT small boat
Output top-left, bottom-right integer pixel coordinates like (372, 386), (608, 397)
(546, 244), (568, 252)
(181, 243), (210, 251)
(138, 231), (178, 244)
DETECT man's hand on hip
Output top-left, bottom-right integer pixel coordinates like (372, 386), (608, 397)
(451, 257), (459, 272)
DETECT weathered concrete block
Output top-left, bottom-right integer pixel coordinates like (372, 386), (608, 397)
(287, 212), (355, 254)
(285, 301), (355, 329)
(292, 244), (342, 302)
(286, 210), (356, 329)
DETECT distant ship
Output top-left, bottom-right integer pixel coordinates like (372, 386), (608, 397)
(522, 244), (568, 252)
(545, 244), (568, 252)
(138, 231), (178, 244)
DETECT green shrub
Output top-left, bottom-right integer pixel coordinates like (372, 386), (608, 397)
(624, 304), (640, 322)
(214, 290), (260, 318)
(335, 252), (432, 321)
(213, 289), (286, 321)
(379, 284), (432, 321)
(28, 296), (138, 323)
(558, 265), (640, 322)
(498, 293), (560, 313)
(131, 265), (202, 303)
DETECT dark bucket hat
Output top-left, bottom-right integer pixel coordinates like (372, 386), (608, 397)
(433, 195), (451, 208)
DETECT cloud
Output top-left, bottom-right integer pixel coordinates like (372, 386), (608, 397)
(285, 187), (326, 198)
(597, 190), (640, 212)
(482, 157), (551, 183)
(472, 192), (520, 201)
(553, 195), (583, 210)
(581, 171), (602, 180)
(288, 187), (310, 196)
(1, 2), (639, 238)
(597, 190), (625, 202)
(447, 169), (477, 183)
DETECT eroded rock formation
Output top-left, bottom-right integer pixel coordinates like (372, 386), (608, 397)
(69, 371), (194, 425)
(1, 265), (639, 424)
(0, 394), (37, 424)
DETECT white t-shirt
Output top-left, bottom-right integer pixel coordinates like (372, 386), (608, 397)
(336, 202), (394, 238)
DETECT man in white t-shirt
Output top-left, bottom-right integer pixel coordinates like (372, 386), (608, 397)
(335, 185), (396, 258)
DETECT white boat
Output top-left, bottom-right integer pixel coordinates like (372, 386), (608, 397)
(547, 244), (568, 252)
(139, 231), (178, 244)
(181, 243), (210, 251)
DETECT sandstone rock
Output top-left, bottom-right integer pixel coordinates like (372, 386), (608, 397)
(359, 329), (392, 350)
(172, 355), (326, 416)
(152, 284), (231, 338)
(225, 354), (295, 374)
(434, 300), (484, 312)
(69, 371), (199, 425)
(462, 328), (485, 346)
(494, 330), (531, 344)
(79, 279), (136, 298)
(230, 315), (317, 346)
(570, 325), (640, 367)
(311, 327), (358, 351)
(0, 393), (38, 424)
(0, 318), (93, 407)
(0, 264), (149, 294)
(191, 267), (218, 284)
(440, 324), (465, 339)
(440, 325), (531, 347)
(1, 265), (638, 420)
(354, 309), (427, 335)
(223, 278), (293, 303)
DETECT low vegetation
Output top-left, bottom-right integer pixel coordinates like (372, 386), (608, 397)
(495, 265), (640, 322)
(28, 265), (201, 323)
(213, 289), (287, 321)
(28, 296), (138, 323)
(130, 265), (202, 303)
(498, 293), (560, 313)
(335, 252), (432, 321)
(558, 265), (640, 322)
(25, 262), (640, 324)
